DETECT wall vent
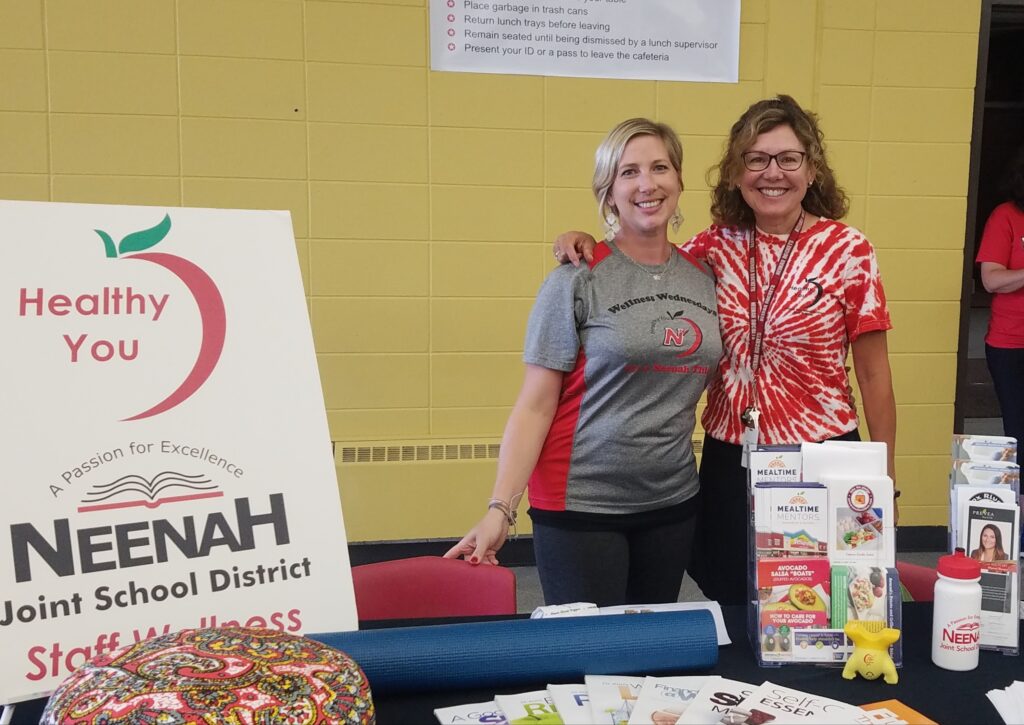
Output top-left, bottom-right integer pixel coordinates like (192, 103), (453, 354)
(335, 439), (702, 463)
(337, 442), (501, 464)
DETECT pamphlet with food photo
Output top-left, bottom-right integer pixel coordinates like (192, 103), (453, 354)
(755, 557), (830, 661)
(823, 474), (895, 567)
(830, 565), (903, 665)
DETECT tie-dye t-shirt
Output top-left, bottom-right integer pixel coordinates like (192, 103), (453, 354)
(685, 218), (891, 446)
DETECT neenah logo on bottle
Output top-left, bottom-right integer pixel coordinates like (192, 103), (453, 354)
(939, 618), (980, 652)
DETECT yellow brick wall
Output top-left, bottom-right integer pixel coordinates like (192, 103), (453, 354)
(0, 0), (981, 539)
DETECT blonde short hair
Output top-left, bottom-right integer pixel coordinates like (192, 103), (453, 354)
(592, 118), (684, 219)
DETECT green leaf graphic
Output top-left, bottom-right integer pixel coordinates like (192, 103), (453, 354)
(118, 214), (171, 255)
(95, 229), (117, 258)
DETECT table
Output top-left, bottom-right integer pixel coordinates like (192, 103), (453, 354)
(372, 603), (1019, 723)
(9, 604), (1021, 723)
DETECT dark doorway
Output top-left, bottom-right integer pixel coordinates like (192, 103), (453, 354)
(955, 0), (1024, 432)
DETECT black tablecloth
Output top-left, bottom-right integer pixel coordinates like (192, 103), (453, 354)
(372, 603), (1021, 723)
(9, 603), (1022, 723)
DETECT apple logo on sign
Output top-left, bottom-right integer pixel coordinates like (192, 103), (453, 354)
(95, 214), (226, 421)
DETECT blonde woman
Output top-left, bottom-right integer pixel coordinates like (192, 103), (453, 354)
(445, 119), (721, 606)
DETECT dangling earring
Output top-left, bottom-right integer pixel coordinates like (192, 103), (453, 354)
(670, 208), (684, 233)
(604, 212), (620, 242)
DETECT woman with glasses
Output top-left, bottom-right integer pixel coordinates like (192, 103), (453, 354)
(553, 96), (896, 605)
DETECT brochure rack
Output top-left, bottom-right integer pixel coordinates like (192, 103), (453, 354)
(948, 435), (1021, 656)
(746, 443), (902, 668)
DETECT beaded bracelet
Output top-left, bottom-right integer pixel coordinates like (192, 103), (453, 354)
(487, 494), (522, 539)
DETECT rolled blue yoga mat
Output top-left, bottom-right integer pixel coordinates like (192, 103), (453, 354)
(309, 610), (718, 695)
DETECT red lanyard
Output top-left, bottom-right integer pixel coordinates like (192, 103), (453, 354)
(746, 210), (804, 375)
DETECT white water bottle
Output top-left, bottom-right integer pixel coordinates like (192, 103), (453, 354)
(931, 547), (982, 670)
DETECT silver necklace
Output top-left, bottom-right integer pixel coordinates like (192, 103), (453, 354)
(617, 244), (674, 280)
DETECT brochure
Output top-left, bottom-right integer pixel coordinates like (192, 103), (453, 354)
(723, 681), (872, 724)
(830, 565), (903, 665)
(494, 691), (562, 725)
(823, 474), (895, 567)
(951, 484), (1018, 551)
(547, 685), (590, 725)
(755, 557), (830, 661)
(802, 441), (885, 484)
(585, 675), (645, 725)
(748, 445), (802, 483)
(951, 434), (1017, 462)
(950, 459), (1020, 487)
(627, 676), (711, 725)
(753, 482), (829, 557)
(676, 677), (754, 724)
(979, 560), (1020, 650)
(435, 701), (509, 724)
(961, 501), (1019, 561)
(859, 699), (937, 725)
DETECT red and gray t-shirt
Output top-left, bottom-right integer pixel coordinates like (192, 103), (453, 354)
(523, 241), (722, 514)
(686, 218), (891, 446)
(976, 201), (1024, 348)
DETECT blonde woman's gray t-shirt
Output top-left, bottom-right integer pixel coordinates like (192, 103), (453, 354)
(523, 241), (722, 514)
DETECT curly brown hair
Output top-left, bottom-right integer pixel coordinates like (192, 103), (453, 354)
(708, 95), (849, 227)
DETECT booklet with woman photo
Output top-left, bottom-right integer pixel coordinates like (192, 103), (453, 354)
(961, 500), (1020, 652)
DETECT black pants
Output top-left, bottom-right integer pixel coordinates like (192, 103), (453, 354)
(689, 430), (860, 605)
(531, 502), (697, 607)
(986, 343), (1024, 446)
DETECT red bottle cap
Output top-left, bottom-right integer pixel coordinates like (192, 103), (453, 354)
(937, 547), (982, 579)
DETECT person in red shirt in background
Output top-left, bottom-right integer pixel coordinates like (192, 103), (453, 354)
(977, 145), (1024, 449)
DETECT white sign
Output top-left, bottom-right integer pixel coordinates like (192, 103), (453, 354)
(430, 0), (739, 82)
(0, 200), (357, 704)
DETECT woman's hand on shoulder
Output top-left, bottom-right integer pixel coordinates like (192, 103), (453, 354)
(443, 508), (509, 565)
(553, 231), (598, 266)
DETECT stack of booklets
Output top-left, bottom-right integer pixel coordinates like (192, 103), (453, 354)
(433, 676), (933, 724)
(747, 441), (901, 666)
(949, 434), (1021, 653)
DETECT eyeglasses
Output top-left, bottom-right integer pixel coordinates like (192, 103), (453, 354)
(741, 150), (806, 172)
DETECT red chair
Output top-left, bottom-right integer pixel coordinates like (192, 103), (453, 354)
(896, 560), (937, 602)
(350, 556), (517, 620)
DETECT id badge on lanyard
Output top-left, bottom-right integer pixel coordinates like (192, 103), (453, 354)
(740, 212), (803, 468)
(740, 406), (760, 468)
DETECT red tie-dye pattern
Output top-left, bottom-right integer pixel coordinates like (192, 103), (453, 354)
(685, 218), (892, 445)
